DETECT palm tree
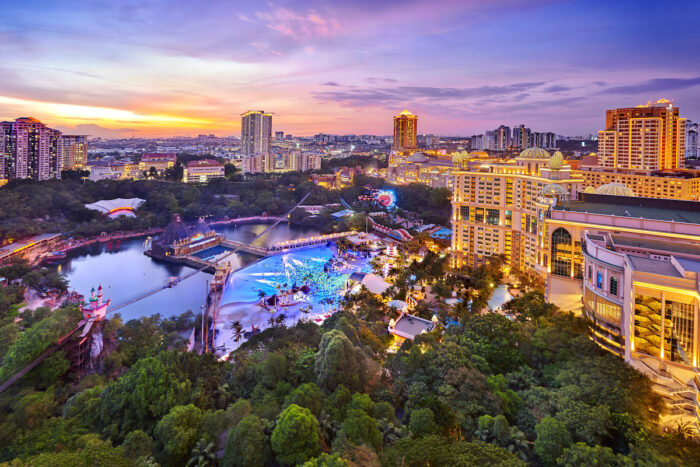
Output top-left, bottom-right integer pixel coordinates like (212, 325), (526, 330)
(231, 320), (243, 349)
(676, 420), (696, 440)
(506, 428), (531, 461)
(187, 438), (216, 467)
(275, 313), (287, 327)
(298, 305), (310, 324)
(258, 289), (266, 307)
(267, 316), (276, 328)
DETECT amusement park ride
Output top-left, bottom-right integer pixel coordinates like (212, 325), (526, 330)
(356, 187), (413, 242)
(357, 187), (397, 209)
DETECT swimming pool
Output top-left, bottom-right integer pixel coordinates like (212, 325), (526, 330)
(214, 244), (371, 353)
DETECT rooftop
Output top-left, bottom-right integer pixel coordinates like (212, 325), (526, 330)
(0, 233), (62, 260)
(186, 159), (222, 167)
(627, 256), (683, 278)
(676, 257), (700, 274)
(553, 193), (700, 224)
(392, 313), (434, 339)
(612, 236), (700, 257)
(141, 153), (176, 161)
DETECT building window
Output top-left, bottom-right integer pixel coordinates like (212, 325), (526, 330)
(588, 265), (592, 280)
(551, 227), (572, 277)
(596, 272), (603, 289)
(609, 276), (618, 296)
(505, 210), (512, 227)
(664, 298), (695, 366)
(486, 209), (500, 225)
(460, 206), (469, 220)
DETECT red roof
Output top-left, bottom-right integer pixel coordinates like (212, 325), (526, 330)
(141, 153), (176, 162)
(186, 159), (222, 167)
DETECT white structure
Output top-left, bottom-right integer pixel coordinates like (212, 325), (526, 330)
(85, 198), (146, 218)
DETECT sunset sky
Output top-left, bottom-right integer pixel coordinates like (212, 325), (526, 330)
(1, 0), (699, 137)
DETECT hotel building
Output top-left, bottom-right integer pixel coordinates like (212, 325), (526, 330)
(241, 110), (272, 156)
(0, 117), (62, 180)
(62, 135), (88, 170)
(575, 166), (700, 201)
(597, 99), (686, 171)
(392, 110), (418, 152)
(451, 143), (700, 428)
(451, 148), (582, 272)
(381, 150), (499, 189)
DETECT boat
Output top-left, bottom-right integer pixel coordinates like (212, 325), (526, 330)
(44, 251), (67, 264)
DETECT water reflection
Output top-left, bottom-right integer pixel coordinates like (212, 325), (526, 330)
(58, 223), (320, 322)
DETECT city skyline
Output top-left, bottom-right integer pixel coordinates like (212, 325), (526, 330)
(1, 0), (699, 137)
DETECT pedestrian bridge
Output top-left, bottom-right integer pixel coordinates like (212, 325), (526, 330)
(222, 231), (355, 256)
(267, 231), (355, 254)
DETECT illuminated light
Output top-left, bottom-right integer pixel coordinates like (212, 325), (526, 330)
(12, 241), (37, 253)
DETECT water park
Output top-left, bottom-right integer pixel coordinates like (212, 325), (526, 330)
(214, 241), (374, 354)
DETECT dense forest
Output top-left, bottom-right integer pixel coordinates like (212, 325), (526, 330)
(0, 172), (451, 243)
(0, 253), (697, 466)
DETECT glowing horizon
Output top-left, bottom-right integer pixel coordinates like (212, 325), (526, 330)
(1, 0), (699, 138)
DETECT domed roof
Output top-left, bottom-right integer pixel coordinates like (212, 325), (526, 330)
(594, 183), (636, 197)
(584, 186), (596, 193)
(451, 151), (466, 163)
(469, 150), (489, 158)
(548, 151), (564, 169)
(406, 152), (428, 163)
(518, 147), (551, 160)
(540, 183), (568, 197)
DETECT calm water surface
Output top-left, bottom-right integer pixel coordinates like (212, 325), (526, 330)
(58, 223), (321, 322)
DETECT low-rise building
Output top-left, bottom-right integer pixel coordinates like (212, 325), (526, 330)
(139, 153), (176, 174)
(0, 233), (62, 264)
(582, 230), (700, 428)
(183, 159), (225, 183)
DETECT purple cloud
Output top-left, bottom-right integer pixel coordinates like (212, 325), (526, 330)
(544, 85), (571, 93)
(313, 82), (547, 107)
(601, 77), (700, 94)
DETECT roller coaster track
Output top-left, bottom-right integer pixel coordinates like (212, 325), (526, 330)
(108, 191), (313, 313)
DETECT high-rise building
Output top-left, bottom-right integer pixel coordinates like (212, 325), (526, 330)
(495, 125), (511, 151)
(62, 135), (88, 170)
(686, 120), (698, 159)
(512, 125), (532, 150)
(532, 132), (556, 149)
(483, 130), (496, 151)
(241, 110), (272, 156)
(392, 110), (418, 151)
(470, 135), (484, 150)
(0, 117), (62, 180)
(597, 99), (686, 170)
(275, 131), (284, 142)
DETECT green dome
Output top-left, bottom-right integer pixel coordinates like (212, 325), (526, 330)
(518, 147), (551, 160)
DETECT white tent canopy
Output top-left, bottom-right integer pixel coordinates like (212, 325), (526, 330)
(361, 273), (391, 295)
